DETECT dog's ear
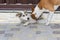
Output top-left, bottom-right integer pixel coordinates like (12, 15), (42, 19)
(24, 10), (27, 14)
(16, 12), (22, 17)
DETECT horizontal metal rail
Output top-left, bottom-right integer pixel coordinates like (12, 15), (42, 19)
(0, 10), (59, 14)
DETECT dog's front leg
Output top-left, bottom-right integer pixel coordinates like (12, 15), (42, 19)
(23, 22), (30, 26)
(45, 11), (54, 25)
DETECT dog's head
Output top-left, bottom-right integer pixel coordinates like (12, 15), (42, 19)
(31, 6), (38, 20)
(16, 11), (30, 21)
(31, 5), (43, 20)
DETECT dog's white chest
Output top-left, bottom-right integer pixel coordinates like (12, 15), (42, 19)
(33, 5), (45, 18)
(54, 5), (59, 10)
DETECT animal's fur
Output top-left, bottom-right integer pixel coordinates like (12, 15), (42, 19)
(38, 0), (60, 11)
(16, 0), (60, 25)
(31, 0), (60, 25)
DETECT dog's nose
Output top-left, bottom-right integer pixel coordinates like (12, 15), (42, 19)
(27, 18), (29, 20)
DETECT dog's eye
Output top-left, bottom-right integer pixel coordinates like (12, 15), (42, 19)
(23, 15), (25, 17)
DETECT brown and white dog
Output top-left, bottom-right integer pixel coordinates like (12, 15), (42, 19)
(31, 0), (60, 25)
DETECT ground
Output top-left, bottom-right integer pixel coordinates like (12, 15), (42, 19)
(0, 23), (60, 40)
(0, 10), (60, 40)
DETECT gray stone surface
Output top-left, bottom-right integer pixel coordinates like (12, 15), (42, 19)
(53, 31), (60, 34)
(4, 33), (13, 37)
(57, 37), (60, 40)
(50, 24), (60, 29)
(0, 30), (5, 34)
(0, 23), (60, 40)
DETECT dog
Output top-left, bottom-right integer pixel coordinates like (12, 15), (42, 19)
(31, 0), (60, 25)
(16, 11), (29, 25)
(16, 10), (44, 25)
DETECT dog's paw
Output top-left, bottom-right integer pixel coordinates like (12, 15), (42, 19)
(23, 22), (29, 26)
(23, 24), (28, 26)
